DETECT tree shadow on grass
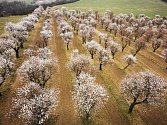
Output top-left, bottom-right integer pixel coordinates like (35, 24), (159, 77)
(161, 0), (167, 3)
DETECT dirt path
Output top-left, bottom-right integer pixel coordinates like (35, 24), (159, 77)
(47, 14), (80, 125)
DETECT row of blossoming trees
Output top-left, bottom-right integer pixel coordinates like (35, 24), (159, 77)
(54, 7), (110, 122)
(0, 7), (60, 125)
(0, 6), (44, 96)
(54, 6), (167, 122)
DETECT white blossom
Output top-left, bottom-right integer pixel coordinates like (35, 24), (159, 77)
(123, 54), (136, 69)
(72, 72), (108, 119)
(98, 49), (112, 70)
(86, 40), (101, 59)
(107, 41), (121, 59)
(9, 82), (59, 125)
(18, 49), (57, 87)
(68, 51), (93, 76)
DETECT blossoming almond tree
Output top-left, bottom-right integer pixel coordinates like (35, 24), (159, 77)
(134, 38), (146, 56)
(0, 55), (14, 95)
(68, 50), (93, 77)
(40, 19), (52, 47)
(75, 72), (96, 86)
(24, 48), (36, 59)
(98, 32), (107, 44)
(107, 41), (121, 59)
(108, 23), (118, 39)
(60, 32), (73, 50)
(72, 72), (108, 120)
(18, 48), (57, 88)
(86, 40), (101, 59)
(123, 54), (137, 69)
(9, 82), (59, 125)
(5, 22), (28, 48)
(98, 49), (112, 70)
(121, 71), (167, 113)
(79, 24), (88, 44)
(152, 38), (162, 52)
(6, 38), (21, 58)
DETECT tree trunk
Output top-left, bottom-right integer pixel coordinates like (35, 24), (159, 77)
(67, 44), (69, 50)
(124, 64), (130, 69)
(121, 37), (123, 42)
(112, 52), (115, 59)
(82, 38), (85, 44)
(122, 47), (125, 52)
(128, 102), (136, 113)
(91, 54), (94, 59)
(133, 49), (140, 56)
(41, 82), (45, 88)
(15, 49), (19, 58)
(105, 42), (108, 49)
(134, 37), (137, 42)
(133, 52), (137, 57)
(153, 49), (156, 52)
(86, 113), (90, 121)
(20, 42), (24, 48)
(99, 63), (102, 70)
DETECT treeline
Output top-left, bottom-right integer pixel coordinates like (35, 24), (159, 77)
(0, 0), (79, 17)
(161, 0), (167, 3)
(0, 1), (37, 17)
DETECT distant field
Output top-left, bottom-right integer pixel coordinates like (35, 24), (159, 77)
(65, 0), (167, 17)
(0, 15), (25, 35)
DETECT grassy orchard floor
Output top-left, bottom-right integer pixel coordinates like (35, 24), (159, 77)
(65, 0), (167, 17)
(0, 7), (167, 125)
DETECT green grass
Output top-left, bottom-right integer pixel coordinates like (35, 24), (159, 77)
(0, 15), (25, 35)
(65, 0), (167, 17)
